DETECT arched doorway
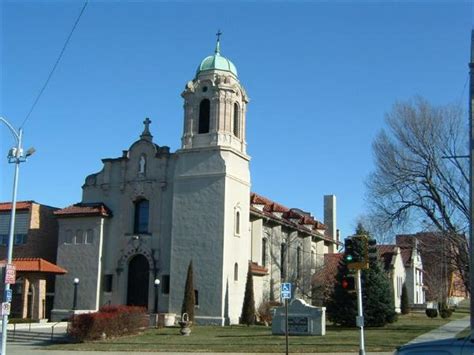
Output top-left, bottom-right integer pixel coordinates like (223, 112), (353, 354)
(127, 254), (149, 307)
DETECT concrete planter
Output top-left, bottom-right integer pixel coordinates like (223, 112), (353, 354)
(163, 313), (176, 327)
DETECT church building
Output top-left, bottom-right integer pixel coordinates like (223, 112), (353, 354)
(51, 38), (338, 324)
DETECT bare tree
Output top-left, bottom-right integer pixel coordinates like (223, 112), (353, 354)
(366, 96), (469, 292)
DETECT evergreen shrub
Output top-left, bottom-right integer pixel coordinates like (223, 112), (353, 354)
(240, 264), (256, 325)
(181, 261), (196, 323)
(400, 283), (410, 315)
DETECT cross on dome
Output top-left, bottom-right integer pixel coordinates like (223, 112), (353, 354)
(215, 29), (222, 54)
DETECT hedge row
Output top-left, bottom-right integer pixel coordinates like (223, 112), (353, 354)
(68, 305), (148, 341)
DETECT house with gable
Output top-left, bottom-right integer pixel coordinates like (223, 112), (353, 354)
(397, 233), (467, 306)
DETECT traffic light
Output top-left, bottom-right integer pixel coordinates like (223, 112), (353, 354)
(345, 235), (369, 270)
(341, 275), (355, 292)
(368, 238), (377, 264)
(344, 238), (355, 263)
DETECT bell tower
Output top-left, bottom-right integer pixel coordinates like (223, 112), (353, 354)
(181, 34), (249, 156)
(170, 34), (251, 325)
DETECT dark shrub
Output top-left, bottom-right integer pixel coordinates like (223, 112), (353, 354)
(426, 308), (438, 318)
(257, 301), (281, 325)
(68, 305), (147, 341)
(438, 303), (453, 319)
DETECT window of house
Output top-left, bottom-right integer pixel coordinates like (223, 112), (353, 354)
(14, 234), (27, 245)
(233, 103), (240, 138)
(262, 238), (267, 267)
(134, 199), (149, 234)
(76, 230), (84, 244)
(280, 243), (286, 280)
(235, 211), (240, 235)
(85, 229), (94, 244)
(234, 263), (238, 281)
(0, 235), (7, 246)
(104, 274), (113, 292)
(162, 275), (170, 294)
(198, 99), (210, 134)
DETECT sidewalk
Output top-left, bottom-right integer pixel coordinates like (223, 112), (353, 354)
(407, 315), (470, 344)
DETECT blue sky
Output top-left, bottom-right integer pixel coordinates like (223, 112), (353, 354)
(0, 1), (472, 241)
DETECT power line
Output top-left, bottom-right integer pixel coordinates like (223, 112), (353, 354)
(20, 0), (89, 129)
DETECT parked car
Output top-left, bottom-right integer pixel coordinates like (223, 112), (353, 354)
(396, 337), (474, 354)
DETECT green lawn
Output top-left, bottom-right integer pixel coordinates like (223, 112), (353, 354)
(48, 311), (469, 353)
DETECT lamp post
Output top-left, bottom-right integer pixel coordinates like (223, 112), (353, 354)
(72, 278), (80, 311)
(0, 117), (34, 355)
(154, 278), (160, 314)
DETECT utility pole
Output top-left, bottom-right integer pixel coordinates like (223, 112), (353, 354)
(0, 117), (35, 355)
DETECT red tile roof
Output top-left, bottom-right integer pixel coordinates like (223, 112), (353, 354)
(55, 203), (111, 218)
(250, 262), (268, 277)
(0, 258), (67, 274)
(250, 193), (329, 240)
(0, 201), (34, 212)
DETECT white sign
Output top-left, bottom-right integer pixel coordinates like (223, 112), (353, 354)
(281, 282), (292, 300)
(0, 302), (10, 316)
(5, 264), (16, 284)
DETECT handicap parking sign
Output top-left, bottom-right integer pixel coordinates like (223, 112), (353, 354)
(281, 282), (291, 300)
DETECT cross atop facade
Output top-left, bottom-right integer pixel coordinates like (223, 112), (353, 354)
(216, 29), (222, 42)
(144, 117), (151, 131)
(140, 117), (153, 141)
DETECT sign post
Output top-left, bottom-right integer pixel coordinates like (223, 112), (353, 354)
(281, 283), (291, 355)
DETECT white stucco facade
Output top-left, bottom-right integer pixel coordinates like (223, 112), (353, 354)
(51, 40), (338, 324)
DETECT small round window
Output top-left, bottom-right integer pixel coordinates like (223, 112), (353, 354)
(202, 86), (208, 92)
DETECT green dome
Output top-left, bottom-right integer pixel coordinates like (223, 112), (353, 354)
(196, 40), (238, 77)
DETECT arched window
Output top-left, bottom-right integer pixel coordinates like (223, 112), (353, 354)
(65, 229), (73, 244)
(234, 263), (238, 281)
(134, 199), (149, 234)
(198, 99), (210, 134)
(76, 230), (84, 244)
(297, 246), (302, 279)
(280, 243), (286, 280)
(233, 103), (240, 138)
(235, 211), (240, 235)
(85, 229), (94, 244)
(262, 238), (267, 267)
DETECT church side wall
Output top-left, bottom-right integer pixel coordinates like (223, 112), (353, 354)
(221, 151), (251, 324)
(51, 217), (104, 321)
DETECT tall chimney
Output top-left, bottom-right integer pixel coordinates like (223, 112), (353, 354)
(324, 195), (337, 243)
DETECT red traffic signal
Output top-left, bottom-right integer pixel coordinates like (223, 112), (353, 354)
(342, 276), (355, 292)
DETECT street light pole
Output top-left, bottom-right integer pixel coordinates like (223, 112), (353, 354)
(72, 278), (80, 311)
(154, 278), (160, 314)
(0, 117), (34, 355)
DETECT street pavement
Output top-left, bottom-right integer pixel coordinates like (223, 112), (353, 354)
(2, 317), (469, 355)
